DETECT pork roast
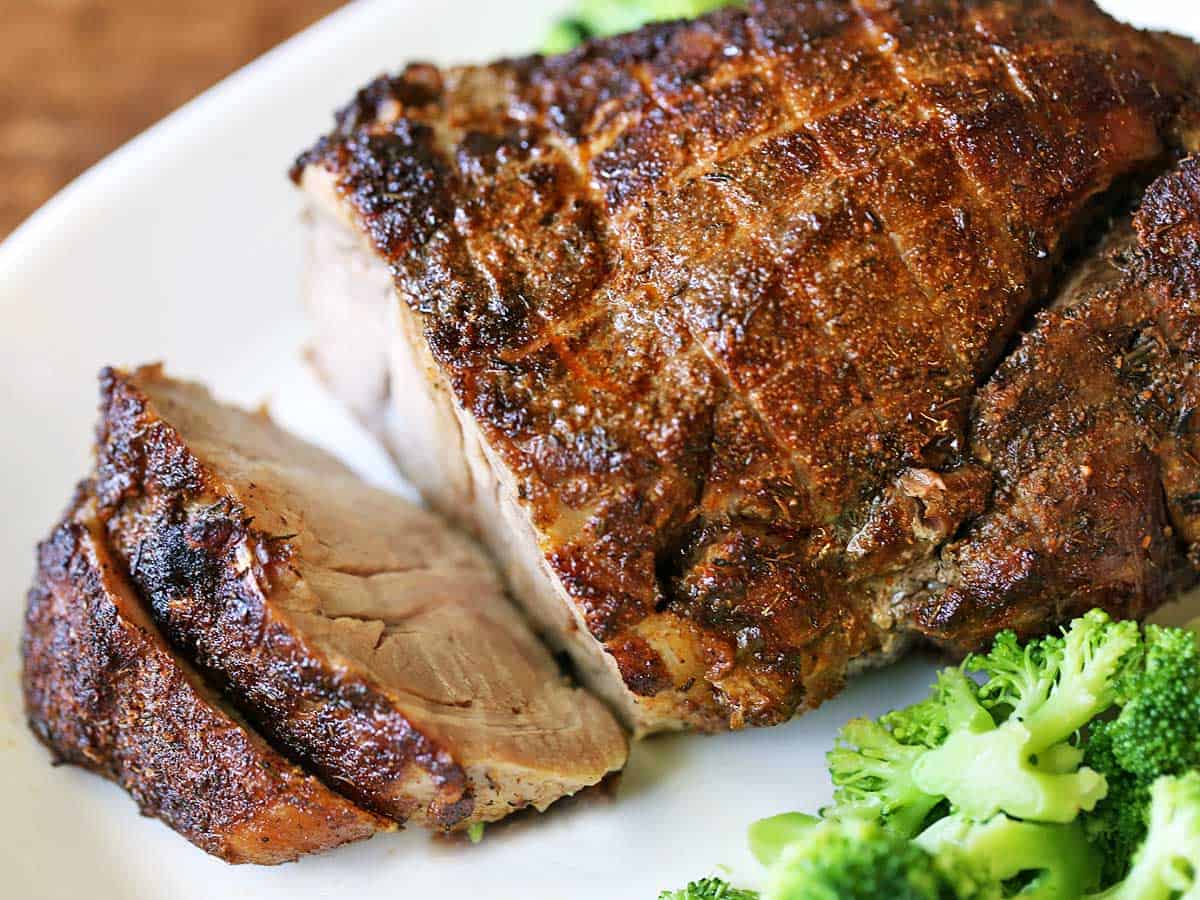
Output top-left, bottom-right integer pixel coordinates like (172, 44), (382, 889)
(23, 492), (388, 863)
(89, 366), (627, 828)
(294, 0), (1200, 733)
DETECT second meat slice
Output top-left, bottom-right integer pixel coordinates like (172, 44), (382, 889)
(92, 365), (627, 828)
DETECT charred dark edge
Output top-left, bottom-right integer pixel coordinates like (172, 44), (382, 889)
(91, 366), (476, 828)
(21, 511), (388, 863)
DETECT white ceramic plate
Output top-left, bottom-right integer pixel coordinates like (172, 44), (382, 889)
(2, 2), (1198, 897)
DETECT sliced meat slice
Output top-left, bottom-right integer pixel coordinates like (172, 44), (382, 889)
(22, 492), (387, 864)
(93, 365), (627, 828)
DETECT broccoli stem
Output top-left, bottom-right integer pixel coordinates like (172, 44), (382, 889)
(913, 720), (1108, 822)
(749, 813), (818, 866)
(916, 814), (1101, 899)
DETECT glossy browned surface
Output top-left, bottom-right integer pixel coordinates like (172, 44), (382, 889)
(297, 0), (1200, 729)
(1, 0), (342, 236)
(22, 498), (385, 864)
(922, 156), (1200, 646)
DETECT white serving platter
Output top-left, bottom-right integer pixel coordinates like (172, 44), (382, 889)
(1, 1), (1197, 897)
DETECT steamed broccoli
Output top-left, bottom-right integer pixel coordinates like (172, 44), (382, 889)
(913, 611), (1138, 823)
(748, 813), (819, 866)
(758, 818), (998, 900)
(826, 670), (986, 836)
(915, 814), (1101, 899)
(659, 613), (1200, 899)
(826, 717), (943, 836)
(1085, 773), (1200, 899)
(658, 877), (759, 900)
(971, 629), (1066, 722)
(544, 0), (739, 53)
(1104, 623), (1200, 780)
(1083, 726), (1147, 884)
(1085, 621), (1200, 882)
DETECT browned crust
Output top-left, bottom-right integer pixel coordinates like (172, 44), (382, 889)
(915, 156), (1200, 647)
(21, 494), (386, 864)
(294, 0), (1200, 728)
(92, 366), (475, 826)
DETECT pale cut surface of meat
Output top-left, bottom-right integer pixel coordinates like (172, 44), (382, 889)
(22, 495), (388, 864)
(93, 365), (627, 827)
(295, 0), (1200, 732)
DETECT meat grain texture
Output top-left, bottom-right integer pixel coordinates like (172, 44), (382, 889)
(22, 365), (627, 862)
(296, 0), (1200, 733)
(92, 366), (627, 827)
(23, 493), (388, 864)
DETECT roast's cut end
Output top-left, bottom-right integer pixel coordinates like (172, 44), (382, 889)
(22, 495), (388, 864)
(89, 364), (628, 825)
(295, 0), (1200, 732)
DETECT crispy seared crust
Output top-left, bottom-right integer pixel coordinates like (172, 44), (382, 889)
(918, 157), (1200, 646)
(295, 0), (1200, 729)
(22, 495), (386, 864)
(92, 366), (626, 826)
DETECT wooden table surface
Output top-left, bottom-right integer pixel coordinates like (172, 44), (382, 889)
(2, 0), (346, 237)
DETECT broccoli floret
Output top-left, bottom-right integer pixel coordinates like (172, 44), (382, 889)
(1084, 725), (1150, 885)
(826, 670), (986, 836)
(970, 629), (1065, 722)
(1085, 621), (1200, 883)
(760, 817), (999, 900)
(659, 877), (759, 900)
(916, 813), (1101, 899)
(667, 614), (1195, 900)
(1107, 624), (1200, 780)
(913, 611), (1139, 822)
(544, 0), (738, 53)
(1086, 772), (1200, 899)
(826, 717), (944, 836)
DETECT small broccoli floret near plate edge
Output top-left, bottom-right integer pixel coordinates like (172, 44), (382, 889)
(543, 0), (740, 52)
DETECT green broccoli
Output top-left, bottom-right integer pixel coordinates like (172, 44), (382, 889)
(825, 669), (986, 836)
(748, 813), (819, 866)
(544, 0), (739, 53)
(1085, 772), (1200, 899)
(1083, 725), (1148, 885)
(659, 612), (1200, 900)
(913, 611), (1139, 823)
(757, 817), (999, 900)
(658, 877), (759, 900)
(1085, 621), (1200, 883)
(971, 629), (1066, 722)
(915, 814), (1101, 899)
(1105, 624), (1200, 780)
(825, 716), (943, 836)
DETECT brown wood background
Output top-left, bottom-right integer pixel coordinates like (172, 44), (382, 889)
(2, 0), (346, 237)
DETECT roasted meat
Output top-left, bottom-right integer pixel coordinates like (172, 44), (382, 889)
(23, 492), (387, 864)
(927, 157), (1200, 645)
(88, 366), (626, 828)
(294, 0), (1200, 732)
